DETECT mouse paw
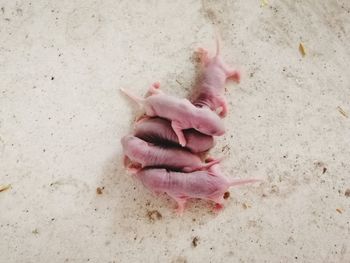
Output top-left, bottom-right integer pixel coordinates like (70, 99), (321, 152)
(170, 195), (187, 216)
(126, 163), (142, 174)
(217, 97), (228, 118)
(147, 82), (162, 95)
(226, 69), (241, 83)
(212, 203), (224, 213)
(134, 115), (151, 125)
(152, 82), (160, 89)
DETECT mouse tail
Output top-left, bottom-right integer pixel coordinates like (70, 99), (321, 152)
(203, 156), (227, 170)
(120, 88), (144, 108)
(229, 178), (261, 187)
(215, 30), (221, 57)
(201, 158), (221, 170)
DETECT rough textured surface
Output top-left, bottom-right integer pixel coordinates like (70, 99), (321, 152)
(1, 0), (349, 262)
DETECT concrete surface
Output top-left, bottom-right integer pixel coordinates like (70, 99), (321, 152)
(1, 0), (349, 262)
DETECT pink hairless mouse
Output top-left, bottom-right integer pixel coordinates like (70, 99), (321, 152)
(191, 35), (241, 117)
(121, 135), (220, 172)
(121, 82), (225, 146)
(134, 117), (215, 153)
(132, 163), (259, 214)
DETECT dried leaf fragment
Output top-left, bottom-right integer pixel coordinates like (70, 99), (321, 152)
(336, 208), (343, 214)
(0, 184), (11, 192)
(299, 43), (306, 57)
(337, 106), (348, 118)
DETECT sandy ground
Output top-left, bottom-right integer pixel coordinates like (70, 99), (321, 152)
(1, 0), (350, 262)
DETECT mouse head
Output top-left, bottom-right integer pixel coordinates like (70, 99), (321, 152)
(121, 135), (148, 149)
(194, 109), (225, 136)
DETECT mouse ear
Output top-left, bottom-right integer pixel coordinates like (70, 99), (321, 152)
(146, 81), (163, 96)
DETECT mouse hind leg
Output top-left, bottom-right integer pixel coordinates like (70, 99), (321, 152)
(168, 193), (188, 215)
(171, 121), (187, 147)
(147, 82), (163, 96)
(207, 194), (225, 213)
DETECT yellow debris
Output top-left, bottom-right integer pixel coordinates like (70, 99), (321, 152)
(261, 0), (268, 7)
(242, 203), (251, 209)
(0, 184), (11, 192)
(299, 43), (306, 57)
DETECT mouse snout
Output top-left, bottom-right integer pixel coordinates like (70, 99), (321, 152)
(214, 128), (225, 136)
(207, 123), (225, 136)
(121, 135), (133, 142)
(121, 135), (141, 147)
(120, 136), (129, 145)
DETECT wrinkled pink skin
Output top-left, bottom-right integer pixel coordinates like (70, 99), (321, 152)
(133, 164), (259, 214)
(134, 117), (215, 153)
(191, 38), (241, 117)
(121, 135), (220, 172)
(120, 82), (225, 146)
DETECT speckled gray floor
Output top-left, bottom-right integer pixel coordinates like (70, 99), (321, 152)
(1, 0), (349, 262)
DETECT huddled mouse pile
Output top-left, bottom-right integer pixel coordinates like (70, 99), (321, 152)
(121, 36), (259, 214)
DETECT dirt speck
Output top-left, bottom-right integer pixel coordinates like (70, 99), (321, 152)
(336, 208), (343, 214)
(147, 210), (162, 222)
(314, 161), (325, 168)
(16, 8), (23, 16)
(242, 203), (251, 209)
(345, 189), (350, 197)
(270, 184), (279, 194)
(32, 229), (39, 234)
(337, 106), (348, 118)
(176, 79), (183, 86)
(223, 191), (230, 199)
(221, 144), (230, 153)
(96, 187), (104, 195)
(190, 51), (201, 65)
(192, 236), (199, 247)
